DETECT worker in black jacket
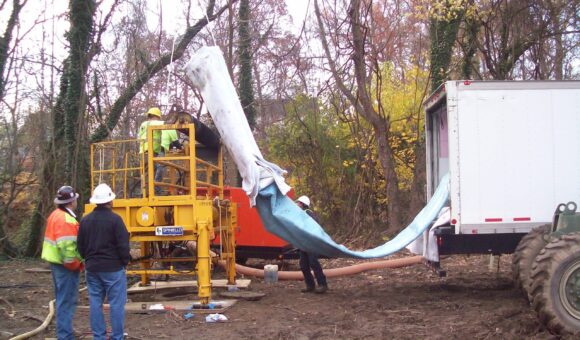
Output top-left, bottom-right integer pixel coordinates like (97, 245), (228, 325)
(78, 183), (130, 340)
(296, 195), (328, 294)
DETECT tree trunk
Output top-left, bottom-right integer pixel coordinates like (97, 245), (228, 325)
(349, 0), (403, 229)
(429, 14), (462, 91)
(550, 6), (564, 80)
(314, 0), (404, 230)
(461, 18), (479, 79)
(237, 0), (256, 130)
(26, 0), (97, 256)
(64, 0), (96, 186)
(0, 215), (20, 257)
(408, 136), (426, 221)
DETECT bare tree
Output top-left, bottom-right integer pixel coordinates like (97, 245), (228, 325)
(0, 0), (27, 102)
(468, 0), (579, 80)
(90, 0), (235, 143)
(314, 0), (405, 230)
(0, 0), (29, 256)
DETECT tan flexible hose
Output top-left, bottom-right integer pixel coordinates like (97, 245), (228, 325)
(219, 256), (424, 280)
(10, 287), (87, 340)
(9, 299), (54, 340)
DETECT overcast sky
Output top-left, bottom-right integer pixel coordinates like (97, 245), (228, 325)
(151, 0), (311, 35)
(1, 0), (311, 45)
(0, 0), (313, 77)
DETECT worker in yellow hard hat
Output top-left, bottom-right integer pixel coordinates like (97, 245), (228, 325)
(138, 107), (164, 154)
(138, 107), (165, 195)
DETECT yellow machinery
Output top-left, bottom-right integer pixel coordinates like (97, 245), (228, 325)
(85, 122), (237, 304)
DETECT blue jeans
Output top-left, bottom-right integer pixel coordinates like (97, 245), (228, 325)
(85, 269), (127, 340)
(299, 250), (327, 288)
(151, 151), (165, 195)
(142, 151), (164, 196)
(50, 264), (79, 340)
(154, 158), (164, 195)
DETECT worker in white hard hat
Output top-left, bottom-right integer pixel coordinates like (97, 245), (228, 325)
(295, 195), (328, 294)
(78, 183), (130, 340)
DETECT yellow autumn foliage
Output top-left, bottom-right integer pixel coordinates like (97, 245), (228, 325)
(372, 63), (430, 191)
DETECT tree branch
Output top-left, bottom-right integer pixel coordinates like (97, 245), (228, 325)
(90, 0), (235, 143)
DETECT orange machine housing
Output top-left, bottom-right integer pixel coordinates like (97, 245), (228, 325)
(212, 186), (298, 262)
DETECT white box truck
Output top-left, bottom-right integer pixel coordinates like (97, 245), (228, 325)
(425, 81), (580, 256)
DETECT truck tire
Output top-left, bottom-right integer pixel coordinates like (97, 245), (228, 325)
(529, 232), (580, 336)
(512, 224), (551, 299)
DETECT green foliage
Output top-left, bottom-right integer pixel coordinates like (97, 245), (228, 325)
(427, 0), (465, 91)
(263, 94), (361, 233)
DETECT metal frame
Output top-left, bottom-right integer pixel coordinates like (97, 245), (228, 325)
(87, 123), (236, 304)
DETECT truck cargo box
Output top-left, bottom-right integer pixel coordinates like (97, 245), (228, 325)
(425, 81), (580, 254)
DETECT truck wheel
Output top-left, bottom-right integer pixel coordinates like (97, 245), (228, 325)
(529, 232), (580, 336)
(512, 224), (551, 299)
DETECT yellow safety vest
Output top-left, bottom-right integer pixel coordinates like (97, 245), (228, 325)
(161, 129), (179, 152)
(139, 120), (164, 154)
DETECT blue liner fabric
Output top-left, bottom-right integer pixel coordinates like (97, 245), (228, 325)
(256, 173), (450, 258)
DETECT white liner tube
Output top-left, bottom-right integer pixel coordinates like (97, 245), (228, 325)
(185, 46), (290, 205)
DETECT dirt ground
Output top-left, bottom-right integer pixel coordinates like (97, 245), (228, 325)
(0, 252), (564, 339)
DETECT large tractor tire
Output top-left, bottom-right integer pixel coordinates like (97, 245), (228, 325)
(512, 224), (551, 299)
(529, 232), (580, 336)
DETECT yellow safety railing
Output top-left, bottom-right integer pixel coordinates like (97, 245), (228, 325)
(90, 139), (142, 199)
(89, 124), (224, 200)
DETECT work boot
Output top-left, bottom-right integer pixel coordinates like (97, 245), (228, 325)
(301, 286), (315, 293)
(315, 285), (328, 294)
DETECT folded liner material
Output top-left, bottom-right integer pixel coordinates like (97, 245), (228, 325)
(256, 174), (449, 258)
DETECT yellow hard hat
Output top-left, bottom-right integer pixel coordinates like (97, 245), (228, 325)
(146, 107), (162, 118)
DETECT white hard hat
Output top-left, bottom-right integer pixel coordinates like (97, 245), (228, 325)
(90, 183), (116, 204)
(296, 195), (310, 207)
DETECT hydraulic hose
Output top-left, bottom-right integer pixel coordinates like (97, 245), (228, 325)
(218, 256), (424, 280)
